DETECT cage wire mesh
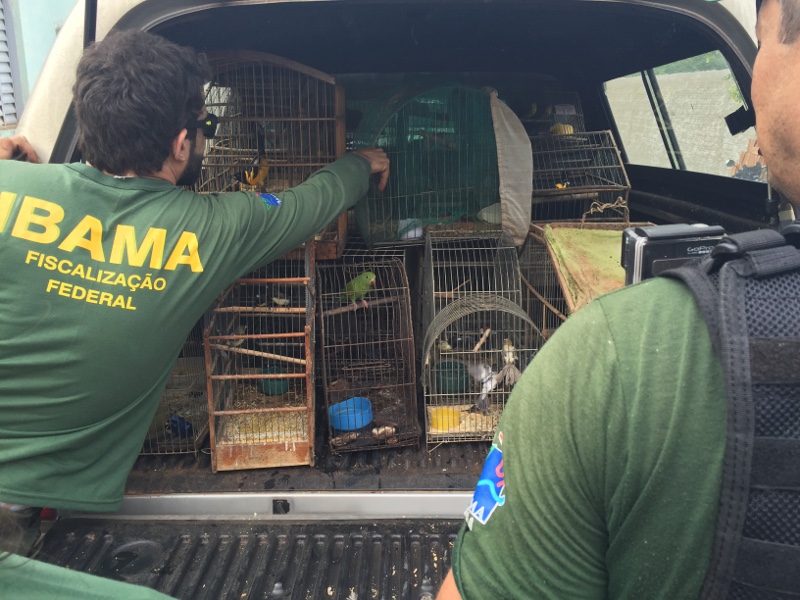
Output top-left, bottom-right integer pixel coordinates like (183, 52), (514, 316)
(196, 52), (347, 257)
(422, 230), (522, 339)
(205, 245), (315, 471)
(422, 296), (544, 446)
(352, 84), (500, 246)
(317, 260), (420, 452)
(141, 319), (209, 456)
(517, 90), (585, 136)
(530, 130), (630, 223)
(518, 231), (569, 341)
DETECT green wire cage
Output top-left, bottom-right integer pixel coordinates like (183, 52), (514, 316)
(352, 85), (500, 246)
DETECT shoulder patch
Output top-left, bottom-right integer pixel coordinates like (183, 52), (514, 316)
(258, 193), (283, 207)
(465, 439), (505, 529)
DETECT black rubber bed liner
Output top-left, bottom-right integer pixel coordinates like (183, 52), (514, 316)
(37, 517), (461, 600)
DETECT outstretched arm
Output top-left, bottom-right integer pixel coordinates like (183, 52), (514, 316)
(0, 135), (40, 163)
(352, 147), (389, 191)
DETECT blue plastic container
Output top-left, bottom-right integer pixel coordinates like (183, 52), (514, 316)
(329, 397), (373, 431)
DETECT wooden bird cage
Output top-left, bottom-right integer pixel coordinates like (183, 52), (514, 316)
(317, 260), (420, 453)
(197, 51), (347, 260)
(141, 318), (209, 457)
(204, 244), (315, 471)
(421, 295), (544, 447)
(530, 130), (631, 223)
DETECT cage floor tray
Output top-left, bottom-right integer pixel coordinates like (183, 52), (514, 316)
(542, 222), (628, 312)
(426, 404), (500, 435)
(218, 411), (308, 444)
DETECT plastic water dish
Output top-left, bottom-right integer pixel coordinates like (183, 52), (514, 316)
(433, 361), (471, 394)
(329, 397), (373, 431)
(259, 366), (290, 396)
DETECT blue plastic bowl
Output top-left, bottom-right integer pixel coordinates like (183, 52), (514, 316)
(329, 397), (373, 431)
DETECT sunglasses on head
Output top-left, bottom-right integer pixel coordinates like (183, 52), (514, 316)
(185, 113), (218, 138)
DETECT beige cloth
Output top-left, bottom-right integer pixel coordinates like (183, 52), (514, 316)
(489, 89), (533, 246)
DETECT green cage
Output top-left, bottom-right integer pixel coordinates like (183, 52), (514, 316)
(352, 85), (500, 246)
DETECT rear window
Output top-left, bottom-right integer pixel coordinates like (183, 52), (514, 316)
(604, 50), (763, 181)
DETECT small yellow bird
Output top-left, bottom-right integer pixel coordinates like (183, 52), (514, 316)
(244, 156), (270, 188)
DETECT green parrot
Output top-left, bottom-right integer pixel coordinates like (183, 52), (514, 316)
(340, 271), (377, 308)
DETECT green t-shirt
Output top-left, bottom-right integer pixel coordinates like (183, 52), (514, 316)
(1, 553), (175, 600)
(453, 277), (727, 599)
(0, 154), (370, 512)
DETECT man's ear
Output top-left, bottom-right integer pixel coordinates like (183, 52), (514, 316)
(171, 129), (190, 162)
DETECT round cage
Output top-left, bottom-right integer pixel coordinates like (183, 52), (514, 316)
(317, 260), (420, 453)
(352, 84), (499, 246)
(422, 296), (545, 446)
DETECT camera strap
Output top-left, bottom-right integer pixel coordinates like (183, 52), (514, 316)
(662, 230), (800, 599)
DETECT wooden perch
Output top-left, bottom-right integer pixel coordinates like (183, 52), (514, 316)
(521, 274), (568, 322)
(472, 326), (492, 352)
(320, 295), (400, 318)
(434, 279), (471, 299)
(209, 343), (307, 366)
(215, 306), (306, 315)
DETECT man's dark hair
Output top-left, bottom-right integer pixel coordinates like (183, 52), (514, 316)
(73, 30), (210, 175)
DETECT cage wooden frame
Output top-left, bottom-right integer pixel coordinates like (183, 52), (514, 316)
(205, 243), (316, 472)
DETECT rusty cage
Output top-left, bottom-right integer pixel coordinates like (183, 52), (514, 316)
(198, 51), (348, 259)
(204, 244), (315, 471)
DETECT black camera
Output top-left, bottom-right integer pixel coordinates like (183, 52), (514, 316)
(621, 223), (726, 285)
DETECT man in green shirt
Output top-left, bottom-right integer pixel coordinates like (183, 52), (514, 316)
(438, 0), (800, 597)
(0, 29), (387, 596)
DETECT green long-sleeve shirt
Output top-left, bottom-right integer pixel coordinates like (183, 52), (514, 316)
(453, 277), (727, 599)
(0, 153), (370, 512)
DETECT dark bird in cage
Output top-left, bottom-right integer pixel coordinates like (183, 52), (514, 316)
(467, 361), (500, 412)
(340, 271), (377, 308)
(166, 415), (193, 438)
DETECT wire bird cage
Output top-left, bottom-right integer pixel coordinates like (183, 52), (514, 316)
(422, 231), (522, 339)
(317, 260), (420, 453)
(422, 296), (544, 447)
(205, 245), (315, 471)
(520, 222), (635, 337)
(530, 130), (631, 223)
(352, 85), (500, 246)
(197, 52), (348, 259)
(517, 90), (585, 136)
(518, 230), (570, 342)
(141, 319), (209, 456)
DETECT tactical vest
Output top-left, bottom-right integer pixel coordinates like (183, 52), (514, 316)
(663, 228), (800, 599)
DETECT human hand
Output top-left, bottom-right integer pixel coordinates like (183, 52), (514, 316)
(0, 135), (40, 163)
(352, 147), (389, 192)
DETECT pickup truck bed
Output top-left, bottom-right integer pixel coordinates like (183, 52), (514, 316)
(35, 442), (485, 599)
